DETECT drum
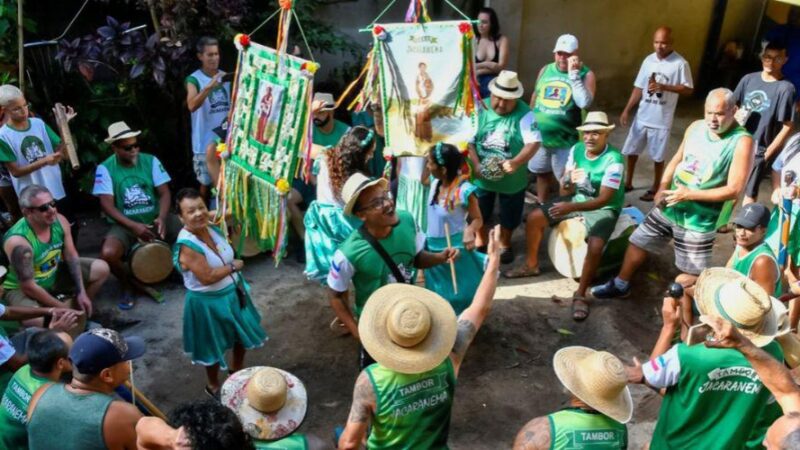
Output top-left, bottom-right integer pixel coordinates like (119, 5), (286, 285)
(230, 228), (263, 258)
(129, 240), (173, 284)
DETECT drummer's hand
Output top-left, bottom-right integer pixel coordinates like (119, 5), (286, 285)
(233, 259), (245, 271)
(548, 202), (574, 219)
(439, 248), (460, 264)
(49, 308), (81, 331)
(132, 222), (156, 241)
(76, 292), (93, 318)
(153, 216), (167, 239)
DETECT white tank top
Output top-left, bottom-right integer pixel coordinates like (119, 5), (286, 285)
(176, 226), (237, 292)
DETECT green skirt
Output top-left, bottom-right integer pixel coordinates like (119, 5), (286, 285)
(397, 175), (429, 231)
(424, 233), (487, 315)
(183, 282), (267, 369)
(303, 201), (361, 283)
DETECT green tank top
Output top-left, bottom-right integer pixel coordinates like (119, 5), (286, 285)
(547, 408), (628, 449)
(661, 121), (750, 233)
(28, 384), (113, 450)
(473, 98), (535, 194)
(3, 218), (65, 291)
(99, 152), (162, 224)
(365, 358), (456, 449)
(534, 63), (590, 149)
(0, 365), (49, 450)
(255, 434), (308, 449)
(570, 143), (625, 213)
(338, 211), (419, 317)
(650, 341), (783, 450)
(745, 396), (783, 450)
(731, 242), (781, 296)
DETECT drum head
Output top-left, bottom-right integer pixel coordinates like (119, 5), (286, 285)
(547, 218), (588, 279)
(230, 229), (263, 258)
(130, 241), (173, 284)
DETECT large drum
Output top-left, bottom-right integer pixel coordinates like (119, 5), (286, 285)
(129, 240), (173, 284)
(229, 228), (263, 258)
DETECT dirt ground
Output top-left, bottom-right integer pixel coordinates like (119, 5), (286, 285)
(75, 99), (760, 449)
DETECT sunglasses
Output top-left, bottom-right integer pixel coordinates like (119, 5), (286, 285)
(29, 200), (56, 213)
(119, 143), (140, 152)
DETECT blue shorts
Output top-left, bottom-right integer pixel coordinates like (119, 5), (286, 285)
(476, 188), (526, 231)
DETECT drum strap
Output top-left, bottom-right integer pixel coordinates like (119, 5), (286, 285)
(358, 225), (407, 284)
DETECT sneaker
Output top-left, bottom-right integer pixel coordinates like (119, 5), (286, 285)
(500, 247), (514, 264)
(590, 279), (630, 299)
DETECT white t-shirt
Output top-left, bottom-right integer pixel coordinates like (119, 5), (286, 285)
(0, 118), (66, 199)
(634, 51), (693, 129)
(0, 304), (16, 366)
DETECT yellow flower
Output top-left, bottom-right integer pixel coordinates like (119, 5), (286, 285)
(216, 142), (227, 156)
(276, 178), (291, 194)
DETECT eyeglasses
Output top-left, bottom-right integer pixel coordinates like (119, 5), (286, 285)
(762, 54), (785, 63)
(29, 200), (56, 213)
(356, 194), (393, 212)
(119, 143), (140, 152)
(8, 103), (30, 114)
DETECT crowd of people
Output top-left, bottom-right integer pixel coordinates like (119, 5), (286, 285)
(0, 6), (798, 449)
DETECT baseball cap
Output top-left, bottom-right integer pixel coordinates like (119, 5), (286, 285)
(732, 203), (771, 229)
(70, 328), (146, 374)
(553, 34), (579, 53)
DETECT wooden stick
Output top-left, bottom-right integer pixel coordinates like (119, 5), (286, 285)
(443, 222), (458, 295)
(123, 380), (167, 421)
(53, 103), (80, 170)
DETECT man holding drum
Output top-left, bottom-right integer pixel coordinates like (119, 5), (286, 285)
(94, 122), (180, 310)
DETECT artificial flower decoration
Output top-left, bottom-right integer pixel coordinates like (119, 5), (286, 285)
(458, 22), (473, 36)
(373, 25), (388, 41)
(300, 62), (319, 74)
(234, 33), (251, 51)
(276, 178), (291, 195)
(456, 141), (469, 154)
(279, 0), (292, 10)
(216, 142), (227, 157)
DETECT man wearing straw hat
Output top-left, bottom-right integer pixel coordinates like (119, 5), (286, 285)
(626, 268), (784, 449)
(467, 70), (541, 264)
(337, 226), (501, 449)
(26, 328), (146, 450)
(504, 111), (624, 321)
(592, 88), (754, 300)
(512, 346), (630, 449)
(327, 173), (457, 369)
(94, 121), (179, 309)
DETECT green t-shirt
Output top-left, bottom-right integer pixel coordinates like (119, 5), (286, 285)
(569, 143), (625, 213)
(661, 121), (750, 233)
(547, 408), (628, 449)
(94, 153), (170, 225)
(533, 63), (590, 149)
(473, 98), (539, 194)
(365, 358), (455, 449)
(650, 341), (783, 450)
(255, 434), (308, 449)
(731, 242), (781, 296)
(3, 218), (65, 291)
(313, 120), (349, 148)
(0, 365), (49, 450)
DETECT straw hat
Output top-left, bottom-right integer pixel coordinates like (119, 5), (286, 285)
(553, 346), (633, 424)
(576, 111), (615, 132)
(221, 366), (307, 441)
(359, 284), (457, 374)
(312, 92), (336, 112)
(695, 268), (780, 347)
(104, 121), (141, 144)
(770, 298), (800, 368)
(341, 173), (389, 216)
(488, 70), (524, 100)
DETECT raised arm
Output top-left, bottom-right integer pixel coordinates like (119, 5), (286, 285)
(186, 76), (220, 113)
(338, 371), (376, 450)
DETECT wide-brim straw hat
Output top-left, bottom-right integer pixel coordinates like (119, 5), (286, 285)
(221, 366), (307, 441)
(695, 268), (780, 347)
(341, 173), (388, 216)
(104, 121), (141, 144)
(576, 111), (615, 132)
(553, 346), (633, 423)
(770, 298), (800, 368)
(359, 284), (457, 374)
(312, 92), (336, 112)
(488, 70), (524, 100)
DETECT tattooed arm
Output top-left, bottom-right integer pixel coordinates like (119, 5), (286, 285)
(512, 416), (551, 450)
(59, 215), (92, 316)
(4, 236), (62, 308)
(450, 225), (501, 375)
(338, 371), (376, 450)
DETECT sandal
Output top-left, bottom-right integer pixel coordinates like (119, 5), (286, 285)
(502, 265), (541, 279)
(204, 385), (220, 401)
(571, 296), (591, 322)
(639, 190), (656, 202)
(624, 185), (634, 193)
(330, 317), (351, 336)
(117, 293), (136, 311)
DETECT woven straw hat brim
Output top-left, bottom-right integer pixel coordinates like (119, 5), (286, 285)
(359, 284), (457, 374)
(695, 268), (778, 347)
(553, 347), (633, 424)
(104, 130), (141, 144)
(221, 366), (307, 441)
(576, 124), (615, 132)
(488, 78), (523, 99)
(343, 177), (388, 216)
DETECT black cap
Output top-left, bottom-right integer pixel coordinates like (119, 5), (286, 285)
(69, 328), (146, 374)
(732, 203), (771, 229)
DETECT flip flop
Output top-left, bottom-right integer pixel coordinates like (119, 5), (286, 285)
(502, 265), (541, 279)
(330, 317), (351, 336)
(117, 293), (135, 311)
(624, 185), (634, 193)
(639, 190), (656, 202)
(571, 296), (590, 322)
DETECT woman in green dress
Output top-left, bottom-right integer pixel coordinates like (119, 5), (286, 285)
(174, 188), (267, 397)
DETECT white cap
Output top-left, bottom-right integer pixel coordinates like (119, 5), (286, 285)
(553, 34), (579, 53)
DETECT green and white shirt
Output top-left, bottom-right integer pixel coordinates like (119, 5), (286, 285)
(0, 118), (65, 199)
(186, 69), (231, 155)
(565, 143), (625, 213)
(3, 218), (64, 291)
(547, 408), (627, 449)
(0, 364), (48, 450)
(644, 342), (783, 450)
(533, 63), (591, 149)
(93, 152), (171, 225)
(731, 242), (781, 297)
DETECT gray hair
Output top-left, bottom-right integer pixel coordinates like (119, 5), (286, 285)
(782, 428), (800, 449)
(196, 36), (219, 54)
(0, 85), (24, 108)
(18, 184), (51, 208)
(706, 87), (736, 111)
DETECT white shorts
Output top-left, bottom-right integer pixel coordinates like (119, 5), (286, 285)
(621, 118), (670, 163)
(527, 146), (570, 180)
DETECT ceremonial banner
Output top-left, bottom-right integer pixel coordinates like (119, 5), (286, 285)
(223, 35), (315, 261)
(373, 21), (478, 156)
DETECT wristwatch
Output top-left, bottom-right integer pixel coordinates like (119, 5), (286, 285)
(229, 263), (238, 273)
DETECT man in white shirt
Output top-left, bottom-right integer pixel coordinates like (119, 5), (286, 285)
(620, 26), (694, 202)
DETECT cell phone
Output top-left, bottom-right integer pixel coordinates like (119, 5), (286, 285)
(686, 323), (713, 346)
(221, 72), (235, 83)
